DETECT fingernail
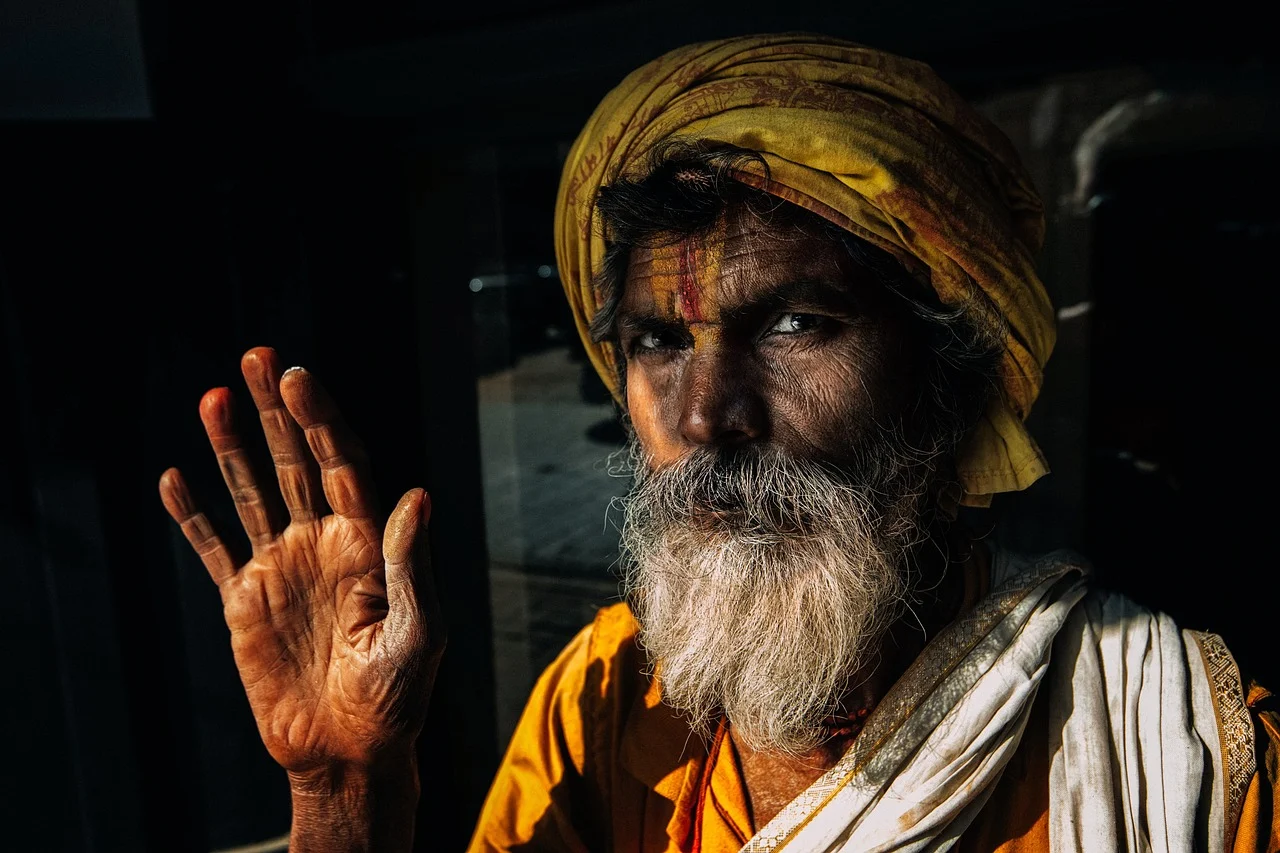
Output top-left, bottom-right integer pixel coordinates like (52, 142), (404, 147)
(283, 366), (307, 375)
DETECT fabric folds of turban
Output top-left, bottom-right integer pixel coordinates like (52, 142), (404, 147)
(553, 33), (1056, 505)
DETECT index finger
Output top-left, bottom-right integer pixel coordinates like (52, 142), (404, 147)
(278, 366), (379, 521)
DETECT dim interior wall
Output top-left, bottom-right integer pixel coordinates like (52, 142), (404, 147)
(974, 67), (1280, 689)
(975, 66), (1154, 553)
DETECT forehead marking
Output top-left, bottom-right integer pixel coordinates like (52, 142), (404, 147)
(674, 216), (728, 323)
(677, 237), (704, 323)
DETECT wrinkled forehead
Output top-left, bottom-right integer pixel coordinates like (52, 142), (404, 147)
(620, 201), (854, 322)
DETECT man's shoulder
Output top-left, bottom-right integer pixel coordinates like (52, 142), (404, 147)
(535, 601), (647, 703)
(586, 600), (641, 653)
(531, 601), (683, 783)
(578, 601), (654, 718)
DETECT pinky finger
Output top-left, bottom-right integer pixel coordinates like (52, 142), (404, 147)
(159, 468), (239, 585)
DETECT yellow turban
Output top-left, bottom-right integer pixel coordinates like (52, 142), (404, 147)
(553, 33), (1055, 506)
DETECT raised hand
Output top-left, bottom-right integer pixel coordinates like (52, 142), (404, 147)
(159, 347), (442, 847)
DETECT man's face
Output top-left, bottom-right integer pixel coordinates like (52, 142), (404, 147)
(617, 201), (919, 470)
(612, 199), (939, 754)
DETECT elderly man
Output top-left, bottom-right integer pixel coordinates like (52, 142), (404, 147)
(160, 34), (1277, 853)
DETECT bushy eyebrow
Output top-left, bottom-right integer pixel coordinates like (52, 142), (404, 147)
(720, 278), (859, 322)
(614, 278), (860, 338)
(615, 312), (684, 339)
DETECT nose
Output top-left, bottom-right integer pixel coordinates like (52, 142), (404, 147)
(677, 348), (767, 448)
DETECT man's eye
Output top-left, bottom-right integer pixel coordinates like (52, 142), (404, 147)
(768, 313), (824, 335)
(632, 330), (681, 353)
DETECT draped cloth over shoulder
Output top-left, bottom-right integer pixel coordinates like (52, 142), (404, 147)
(553, 33), (1056, 505)
(735, 552), (1256, 853)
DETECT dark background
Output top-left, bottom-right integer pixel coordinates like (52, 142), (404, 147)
(2, 1), (1275, 851)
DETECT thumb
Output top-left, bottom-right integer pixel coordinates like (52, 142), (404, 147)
(382, 488), (439, 645)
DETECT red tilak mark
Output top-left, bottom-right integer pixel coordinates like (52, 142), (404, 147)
(677, 238), (704, 322)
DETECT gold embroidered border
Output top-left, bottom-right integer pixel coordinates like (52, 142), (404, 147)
(742, 554), (1088, 852)
(1188, 630), (1255, 852)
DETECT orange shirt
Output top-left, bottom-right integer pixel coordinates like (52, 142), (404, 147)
(467, 603), (1280, 853)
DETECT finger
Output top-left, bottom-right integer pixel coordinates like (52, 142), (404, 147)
(383, 488), (443, 651)
(200, 388), (280, 547)
(159, 467), (239, 585)
(241, 347), (326, 523)
(278, 367), (378, 521)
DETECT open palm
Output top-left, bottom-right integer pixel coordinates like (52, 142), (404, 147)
(159, 347), (443, 775)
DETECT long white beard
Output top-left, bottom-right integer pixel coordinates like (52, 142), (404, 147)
(618, 438), (934, 755)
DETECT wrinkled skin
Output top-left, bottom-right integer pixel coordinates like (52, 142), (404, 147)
(618, 204), (919, 469)
(159, 346), (443, 799)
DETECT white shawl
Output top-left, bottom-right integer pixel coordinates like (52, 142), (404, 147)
(742, 549), (1254, 853)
